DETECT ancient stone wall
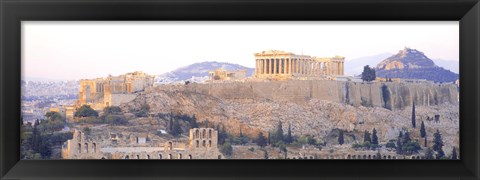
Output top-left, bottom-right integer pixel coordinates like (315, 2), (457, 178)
(162, 80), (457, 110)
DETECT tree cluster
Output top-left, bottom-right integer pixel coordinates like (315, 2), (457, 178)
(395, 131), (421, 155)
(361, 65), (376, 82)
(74, 105), (98, 118)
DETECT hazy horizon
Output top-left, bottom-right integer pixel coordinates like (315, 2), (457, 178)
(23, 21), (459, 81)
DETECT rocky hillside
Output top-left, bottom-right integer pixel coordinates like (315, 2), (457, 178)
(156, 61), (254, 84)
(121, 81), (459, 155)
(376, 48), (458, 83)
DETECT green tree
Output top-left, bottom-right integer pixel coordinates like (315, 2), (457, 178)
(425, 148), (434, 159)
(338, 130), (344, 145)
(420, 121), (426, 138)
(171, 118), (183, 137)
(411, 101), (416, 128)
(361, 65), (376, 82)
(274, 121), (284, 143)
(372, 128), (378, 145)
(402, 131), (411, 145)
(436, 149), (445, 159)
(220, 142), (233, 157)
(432, 129), (444, 152)
(286, 123), (293, 144)
(363, 130), (371, 143)
(396, 131), (403, 154)
(190, 114), (198, 128)
(103, 106), (122, 115)
(451, 147), (457, 160)
(255, 132), (267, 148)
(74, 105), (99, 117)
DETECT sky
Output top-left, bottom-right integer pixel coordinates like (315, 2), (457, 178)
(22, 21), (459, 81)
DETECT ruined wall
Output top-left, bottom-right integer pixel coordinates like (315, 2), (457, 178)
(158, 80), (457, 110)
(110, 94), (138, 106)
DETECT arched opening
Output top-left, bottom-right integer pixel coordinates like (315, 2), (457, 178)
(137, 155), (140, 159)
(78, 143), (82, 153)
(188, 155), (192, 159)
(84, 143), (89, 153)
(159, 154), (162, 159)
(411, 156), (415, 159)
(393, 156), (396, 159)
(208, 129), (212, 138)
(168, 154), (172, 159)
(368, 155), (371, 159)
(202, 129), (206, 138)
(363, 155), (367, 159)
(352, 155), (356, 159)
(417, 156), (420, 159)
(92, 143), (96, 153)
(195, 130), (199, 138)
(147, 155), (150, 159)
(347, 155), (351, 159)
(218, 155), (222, 159)
(383, 155), (386, 159)
(125, 155), (129, 159)
(388, 155), (391, 159)
(101, 157), (106, 159)
(208, 140), (212, 147)
(178, 154), (182, 159)
(373, 155), (377, 159)
(310, 156), (314, 159)
(196, 140), (199, 148)
(168, 142), (173, 150)
(202, 140), (206, 147)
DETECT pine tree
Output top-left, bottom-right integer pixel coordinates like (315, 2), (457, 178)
(436, 149), (445, 159)
(432, 129), (444, 152)
(372, 128), (378, 145)
(31, 119), (41, 152)
(411, 101), (416, 128)
(402, 131), (411, 145)
(168, 114), (173, 133)
(338, 130), (344, 145)
(363, 130), (371, 143)
(420, 121), (426, 138)
(396, 131), (403, 154)
(451, 147), (457, 160)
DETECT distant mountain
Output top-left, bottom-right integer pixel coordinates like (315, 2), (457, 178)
(375, 48), (458, 83)
(345, 53), (393, 76)
(156, 61), (255, 84)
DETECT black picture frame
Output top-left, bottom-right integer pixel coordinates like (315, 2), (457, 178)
(1, 0), (479, 179)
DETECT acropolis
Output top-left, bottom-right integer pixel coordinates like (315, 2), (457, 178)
(254, 50), (345, 79)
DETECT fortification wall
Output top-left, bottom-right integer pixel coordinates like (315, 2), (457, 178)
(170, 80), (457, 110)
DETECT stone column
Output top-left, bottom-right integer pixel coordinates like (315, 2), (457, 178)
(274, 59), (278, 75)
(288, 59), (292, 74)
(263, 59), (266, 74)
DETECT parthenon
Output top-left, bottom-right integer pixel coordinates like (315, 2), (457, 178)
(254, 50), (345, 79)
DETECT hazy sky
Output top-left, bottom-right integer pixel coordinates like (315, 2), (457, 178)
(22, 21), (459, 81)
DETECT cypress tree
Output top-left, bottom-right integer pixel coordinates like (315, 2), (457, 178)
(372, 128), (378, 145)
(190, 114), (198, 128)
(275, 121), (284, 143)
(255, 132), (267, 147)
(338, 130), (344, 145)
(420, 121), (426, 138)
(424, 136), (427, 147)
(396, 131), (403, 154)
(451, 147), (457, 160)
(411, 101), (416, 128)
(433, 129), (444, 152)
(286, 123), (293, 144)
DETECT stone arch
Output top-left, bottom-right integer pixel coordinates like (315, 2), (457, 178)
(92, 143), (96, 153)
(411, 156), (416, 159)
(125, 155), (130, 159)
(136, 155), (140, 159)
(368, 155), (371, 159)
(393, 156), (396, 159)
(159, 154), (162, 159)
(417, 156), (420, 159)
(310, 156), (314, 159)
(84, 143), (89, 153)
(202, 129), (206, 138)
(168, 154), (172, 159)
(188, 154), (192, 159)
(208, 129), (212, 138)
(178, 154), (182, 159)
(373, 155), (376, 159)
(196, 140), (199, 148)
(78, 143), (82, 153)
(147, 155), (150, 159)
(352, 155), (356, 159)
(383, 155), (386, 159)
(218, 155), (222, 159)
(202, 140), (206, 147)
(363, 155), (367, 159)
(101, 157), (106, 159)
(347, 155), (351, 159)
(195, 129), (199, 138)
(388, 155), (391, 159)
(208, 140), (212, 147)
